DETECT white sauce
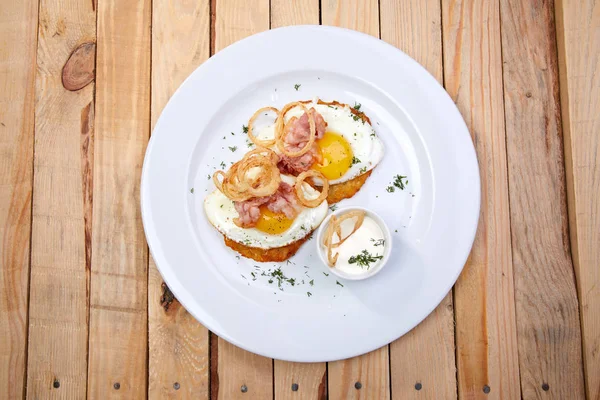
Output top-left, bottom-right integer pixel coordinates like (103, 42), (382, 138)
(329, 216), (386, 275)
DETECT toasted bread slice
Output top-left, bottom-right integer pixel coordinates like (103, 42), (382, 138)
(223, 233), (312, 262)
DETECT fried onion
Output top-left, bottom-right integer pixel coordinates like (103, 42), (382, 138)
(212, 147), (281, 202)
(294, 170), (328, 208)
(275, 102), (316, 158)
(322, 210), (366, 267)
(247, 106), (279, 147)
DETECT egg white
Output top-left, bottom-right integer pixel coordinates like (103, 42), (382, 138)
(204, 175), (328, 249)
(255, 100), (384, 184)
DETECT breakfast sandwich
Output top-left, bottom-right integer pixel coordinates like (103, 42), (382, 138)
(246, 99), (384, 203)
(205, 148), (329, 262)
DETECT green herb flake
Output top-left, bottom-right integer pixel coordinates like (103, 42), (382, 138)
(370, 238), (385, 247)
(220, 161), (226, 169)
(359, 166), (367, 174)
(351, 156), (361, 165)
(353, 102), (362, 111)
(386, 185), (395, 193)
(352, 114), (360, 122)
(307, 292), (312, 297)
(190, 188), (194, 194)
(228, 146), (237, 152)
(348, 249), (383, 269)
(294, 84), (301, 91)
(231, 132), (235, 136)
(323, 272), (329, 277)
(329, 204), (338, 212)
(242, 125), (248, 133)
(309, 279), (314, 286)
(393, 175), (408, 190)
(246, 139), (254, 148)
(336, 280), (344, 287)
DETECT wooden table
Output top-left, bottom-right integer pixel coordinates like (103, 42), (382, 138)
(1, 0), (598, 399)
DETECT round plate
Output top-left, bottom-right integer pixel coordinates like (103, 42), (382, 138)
(141, 25), (480, 362)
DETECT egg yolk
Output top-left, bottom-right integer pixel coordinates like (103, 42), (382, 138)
(312, 131), (353, 180)
(255, 206), (294, 234)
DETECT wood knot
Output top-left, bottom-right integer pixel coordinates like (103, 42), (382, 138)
(160, 282), (176, 311)
(62, 42), (96, 91)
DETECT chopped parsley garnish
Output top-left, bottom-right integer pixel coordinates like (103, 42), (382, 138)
(352, 114), (360, 122)
(246, 139), (254, 148)
(370, 132), (376, 137)
(220, 204), (223, 208)
(371, 238), (385, 247)
(309, 279), (314, 286)
(351, 156), (361, 165)
(329, 204), (338, 212)
(220, 161), (226, 169)
(288, 278), (296, 286)
(300, 225), (306, 230)
(307, 292), (312, 297)
(207, 174), (211, 180)
(231, 132), (235, 135)
(348, 249), (383, 269)
(359, 166), (367, 174)
(323, 272), (329, 277)
(228, 146), (237, 152)
(386, 186), (395, 193)
(353, 102), (362, 111)
(294, 84), (301, 90)
(327, 105), (334, 108)
(336, 280), (344, 287)
(242, 125), (248, 133)
(190, 188), (194, 194)
(393, 175), (408, 190)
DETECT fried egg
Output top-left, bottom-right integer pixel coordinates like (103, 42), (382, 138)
(204, 175), (328, 249)
(255, 100), (384, 184)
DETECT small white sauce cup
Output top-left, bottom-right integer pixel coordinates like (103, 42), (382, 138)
(316, 206), (392, 281)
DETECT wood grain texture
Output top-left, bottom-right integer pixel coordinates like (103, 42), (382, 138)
(87, 0), (151, 397)
(148, 0), (211, 398)
(320, 3), (389, 399)
(270, 1), (325, 398)
(214, 1), (273, 398)
(380, 0), (457, 398)
(321, 0), (379, 38)
(0, 0), (38, 398)
(441, 0), (521, 398)
(26, 0), (95, 398)
(271, 0), (319, 26)
(328, 346), (390, 400)
(217, 340), (273, 400)
(500, 0), (586, 398)
(555, 0), (600, 398)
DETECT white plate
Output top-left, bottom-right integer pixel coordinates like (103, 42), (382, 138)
(141, 25), (480, 362)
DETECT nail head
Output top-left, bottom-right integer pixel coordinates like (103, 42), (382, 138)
(415, 382), (422, 390)
(53, 379), (60, 389)
(291, 383), (299, 391)
(542, 383), (549, 391)
(113, 382), (120, 390)
(241, 384), (248, 393)
(483, 385), (490, 394)
(173, 382), (180, 390)
(354, 382), (362, 389)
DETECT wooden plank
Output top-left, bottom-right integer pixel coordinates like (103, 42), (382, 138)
(328, 346), (390, 400)
(147, 0), (211, 398)
(0, 0), (38, 398)
(25, 0), (95, 398)
(500, 0), (586, 398)
(270, 1), (326, 399)
(440, 0), (521, 398)
(213, 0), (273, 398)
(320, 2), (389, 399)
(555, 0), (600, 398)
(87, 0), (151, 397)
(380, 0), (456, 398)
(321, 0), (379, 37)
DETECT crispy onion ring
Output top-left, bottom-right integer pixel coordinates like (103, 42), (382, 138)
(322, 210), (366, 267)
(247, 107), (279, 147)
(275, 102), (316, 158)
(294, 170), (328, 208)
(212, 148), (281, 202)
